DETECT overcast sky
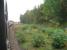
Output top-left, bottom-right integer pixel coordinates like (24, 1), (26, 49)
(7, 0), (44, 22)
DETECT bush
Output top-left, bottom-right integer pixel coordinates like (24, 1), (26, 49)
(51, 29), (66, 49)
(32, 35), (45, 47)
(52, 38), (65, 49)
(31, 25), (38, 29)
(16, 33), (26, 43)
(22, 27), (27, 30)
(41, 28), (45, 33)
(18, 35), (26, 43)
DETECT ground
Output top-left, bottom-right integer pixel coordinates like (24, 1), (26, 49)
(15, 24), (67, 50)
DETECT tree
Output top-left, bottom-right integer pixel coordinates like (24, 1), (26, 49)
(20, 0), (67, 27)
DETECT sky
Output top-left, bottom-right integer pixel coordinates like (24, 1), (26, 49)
(7, 0), (44, 22)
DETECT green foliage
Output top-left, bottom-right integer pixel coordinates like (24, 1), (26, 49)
(44, 27), (67, 49)
(17, 0), (67, 49)
(15, 24), (67, 50)
(16, 32), (26, 43)
(52, 37), (65, 49)
(44, 0), (61, 16)
(32, 35), (45, 47)
(48, 28), (66, 49)
(20, 0), (67, 27)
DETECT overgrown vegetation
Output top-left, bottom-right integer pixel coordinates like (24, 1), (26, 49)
(15, 24), (67, 50)
(52, 37), (65, 49)
(15, 0), (67, 50)
(32, 35), (45, 47)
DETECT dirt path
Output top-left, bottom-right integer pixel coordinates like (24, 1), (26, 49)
(7, 22), (21, 50)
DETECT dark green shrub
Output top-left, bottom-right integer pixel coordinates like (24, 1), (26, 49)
(16, 33), (26, 43)
(22, 26), (28, 31)
(41, 28), (45, 33)
(18, 35), (26, 43)
(32, 35), (45, 47)
(52, 38), (65, 49)
(49, 28), (66, 49)
(31, 25), (38, 29)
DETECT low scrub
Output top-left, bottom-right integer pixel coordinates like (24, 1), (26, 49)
(16, 32), (26, 43)
(32, 35), (45, 47)
(52, 38), (65, 49)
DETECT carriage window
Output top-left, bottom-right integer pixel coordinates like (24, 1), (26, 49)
(7, 0), (67, 50)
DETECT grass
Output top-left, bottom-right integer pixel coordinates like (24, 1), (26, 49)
(15, 24), (67, 50)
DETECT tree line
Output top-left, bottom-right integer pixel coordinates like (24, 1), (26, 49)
(20, 0), (67, 27)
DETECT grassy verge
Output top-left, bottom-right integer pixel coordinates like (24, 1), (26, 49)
(15, 24), (67, 50)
